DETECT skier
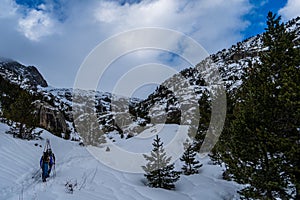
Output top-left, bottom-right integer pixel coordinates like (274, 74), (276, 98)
(40, 151), (53, 182)
(47, 149), (55, 176)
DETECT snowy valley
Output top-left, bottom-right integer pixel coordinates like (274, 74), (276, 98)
(0, 123), (241, 200)
(0, 15), (299, 200)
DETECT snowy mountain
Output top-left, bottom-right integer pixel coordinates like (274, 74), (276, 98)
(133, 16), (300, 130)
(1, 16), (300, 145)
(39, 88), (143, 139)
(0, 15), (299, 200)
(0, 58), (48, 89)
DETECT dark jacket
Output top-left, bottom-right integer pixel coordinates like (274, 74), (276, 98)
(40, 153), (54, 168)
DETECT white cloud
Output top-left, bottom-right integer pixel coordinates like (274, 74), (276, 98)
(0, 0), (60, 41)
(18, 9), (56, 41)
(93, 0), (251, 53)
(279, 0), (300, 21)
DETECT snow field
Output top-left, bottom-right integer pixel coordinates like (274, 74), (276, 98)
(0, 123), (241, 200)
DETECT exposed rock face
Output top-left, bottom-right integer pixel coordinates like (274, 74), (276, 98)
(0, 60), (48, 89)
(36, 101), (69, 138)
(26, 66), (48, 87)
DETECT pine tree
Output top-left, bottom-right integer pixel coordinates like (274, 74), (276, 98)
(142, 135), (180, 190)
(192, 91), (211, 151)
(262, 12), (300, 199)
(209, 90), (235, 180)
(180, 140), (202, 175)
(211, 12), (300, 199)
(3, 90), (38, 139)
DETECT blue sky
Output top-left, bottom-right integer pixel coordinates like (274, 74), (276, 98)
(243, 0), (288, 38)
(0, 0), (300, 98)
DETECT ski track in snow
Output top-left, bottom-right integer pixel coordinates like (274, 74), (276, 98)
(0, 123), (241, 200)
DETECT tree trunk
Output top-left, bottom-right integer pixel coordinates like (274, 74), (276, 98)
(19, 123), (24, 138)
(266, 190), (273, 200)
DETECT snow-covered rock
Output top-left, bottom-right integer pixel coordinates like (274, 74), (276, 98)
(0, 58), (48, 89)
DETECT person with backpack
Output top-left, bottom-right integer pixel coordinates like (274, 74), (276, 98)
(40, 151), (54, 182)
(47, 149), (55, 176)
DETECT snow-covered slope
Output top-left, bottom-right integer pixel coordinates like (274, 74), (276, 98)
(132, 16), (300, 132)
(0, 122), (241, 200)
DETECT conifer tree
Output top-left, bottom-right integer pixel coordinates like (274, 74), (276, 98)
(192, 91), (211, 151)
(262, 12), (300, 199)
(211, 12), (300, 199)
(180, 140), (202, 175)
(142, 135), (180, 190)
(3, 90), (38, 139)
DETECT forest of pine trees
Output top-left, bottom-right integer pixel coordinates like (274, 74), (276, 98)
(211, 12), (300, 199)
(0, 75), (39, 139)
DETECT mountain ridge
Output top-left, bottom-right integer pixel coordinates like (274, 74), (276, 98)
(0, 16), (299, 143)
(0, 59), (48, 89)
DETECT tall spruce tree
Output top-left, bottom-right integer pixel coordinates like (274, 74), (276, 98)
(211, 12), (300, 199)
(142, 135), (180, 190)
(180, 140), (202, 175)
(263, 12), (300, 199)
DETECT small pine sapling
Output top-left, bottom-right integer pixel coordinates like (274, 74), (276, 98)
(180, 140), (202, 175)
(142, 135), (180, 190)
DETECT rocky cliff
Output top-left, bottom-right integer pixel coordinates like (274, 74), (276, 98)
(35, 101), (69, 138)
(0, 59), (48, 89)
(0, 59), (71, 138)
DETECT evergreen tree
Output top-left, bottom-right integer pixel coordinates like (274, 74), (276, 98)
(3, 90), (38, 139)
(209, 90), (235, 180)
(211, 12), (300, 199)
(142, 135), (180, 190)
(192, 91), (211, 151)
(180, 140), (202, 175)
(263, 12), (300, 199)
(196, 86), (226, 154)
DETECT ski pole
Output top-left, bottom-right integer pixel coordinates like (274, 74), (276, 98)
(32, 168), (40, 178)
(53, 163), (56, 178)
